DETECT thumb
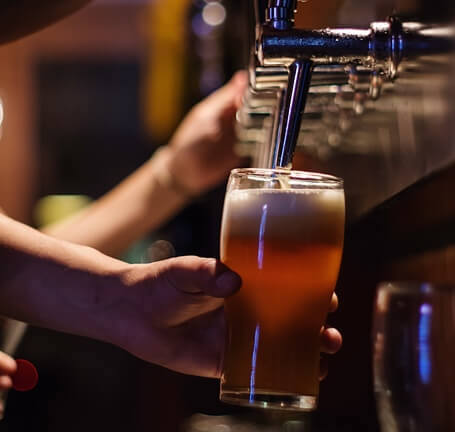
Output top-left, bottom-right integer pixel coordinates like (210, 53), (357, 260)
(145, 256), (241, 327)
(161, 256), (241, 298)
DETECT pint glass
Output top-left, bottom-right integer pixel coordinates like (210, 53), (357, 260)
(219, 168), (345, 411)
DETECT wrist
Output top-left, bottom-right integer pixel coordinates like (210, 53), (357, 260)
(151, 147), (198, 201)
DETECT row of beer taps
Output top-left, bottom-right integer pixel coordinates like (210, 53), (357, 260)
(237, 0), (454, 168)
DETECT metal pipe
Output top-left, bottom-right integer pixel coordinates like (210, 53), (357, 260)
(270, 59), (313, 168)
(258, 20), (455, 75)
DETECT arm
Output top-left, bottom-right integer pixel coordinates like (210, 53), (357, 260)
(0, 213), (128, 342)
(0, 214), (341, 378)
(42, 148), (189, 257)
(44, 72), (248, 256)
(0, 213), (241, 377)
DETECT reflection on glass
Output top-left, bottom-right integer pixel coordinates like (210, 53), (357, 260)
(373, 282), (455, 432)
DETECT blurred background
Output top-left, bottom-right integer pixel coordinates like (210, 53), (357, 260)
(0, 0), (453, 431)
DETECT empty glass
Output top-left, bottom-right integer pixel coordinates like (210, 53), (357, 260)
(373, 282), (455, 432)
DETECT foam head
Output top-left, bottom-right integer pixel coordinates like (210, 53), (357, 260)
(221, 187), (345, 244)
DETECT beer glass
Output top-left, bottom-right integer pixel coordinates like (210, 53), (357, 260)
(219, 168), (345, 411)
(373, 282), (455, 432)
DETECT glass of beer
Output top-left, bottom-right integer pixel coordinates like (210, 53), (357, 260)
(219, 168), (345, 411)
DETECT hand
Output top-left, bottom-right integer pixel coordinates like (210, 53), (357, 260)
(320, 293), (343, 380)
(0, 351), (16, 390)
(164, 72), (248, 196)
(0, 351), (16, 417)
(114, 256), (342, 379)
(116, 256), (241, 378)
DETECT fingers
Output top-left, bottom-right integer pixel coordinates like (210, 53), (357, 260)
(328, 292), (338, 313)
(0, 375), (13, 390)
(230, 70), (248, 109)
(0, 352), (16, 390)
(200, 70), (247, 117)
(160, 256), (241, 298)
(165, 308), (226, 378)
(322, 292), (341, 354)
(319, 326), (342, 381)
(320, 327), (343, 354)
(218, 70), (248, 103)
(230, 70), (248, 88)
(143, 256), (241, 327)
(0, 352), (16, 375)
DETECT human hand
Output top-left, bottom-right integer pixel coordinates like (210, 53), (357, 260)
(0, 351), (16, 418)
(115, 256), (241, 378)
(114, 256), (342, 379)
(320, 293), (342, 380)
(0, 351), (16, 391)
(163, 71), (248, 196)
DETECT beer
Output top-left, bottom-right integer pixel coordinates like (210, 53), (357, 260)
(220, 172), (345, 411)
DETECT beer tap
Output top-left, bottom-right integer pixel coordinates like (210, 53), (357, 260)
(244, 0), (455, 168)
(250, 0), (313, 168)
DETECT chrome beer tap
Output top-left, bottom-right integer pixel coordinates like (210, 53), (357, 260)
(241, 0), (455, 168)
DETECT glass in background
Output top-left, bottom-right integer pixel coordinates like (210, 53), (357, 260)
(373, 282), (455, 432)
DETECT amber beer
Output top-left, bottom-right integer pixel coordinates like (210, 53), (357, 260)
(220, 169), (345, 411)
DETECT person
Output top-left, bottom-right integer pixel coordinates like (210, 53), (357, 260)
(39, 70), (249, 257)
(0, 352), (16, 391)
(0, 0), (342, 398)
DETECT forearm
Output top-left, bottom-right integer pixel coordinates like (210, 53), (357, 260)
(0, 213), (128, 344)
(43, 147), (190, 257)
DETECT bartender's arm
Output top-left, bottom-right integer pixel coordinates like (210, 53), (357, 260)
(0, 211), (342, 382)
(0, 213), (241, 378)
(43, 72), (247, 257)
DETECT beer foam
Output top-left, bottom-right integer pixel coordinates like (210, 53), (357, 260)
(221, 188), (345, 243)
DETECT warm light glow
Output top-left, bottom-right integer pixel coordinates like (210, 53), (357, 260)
(421, 26), (455, 37)
(202, 2), (226, 27)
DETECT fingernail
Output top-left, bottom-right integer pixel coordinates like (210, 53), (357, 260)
(216, 271), (241, 295)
